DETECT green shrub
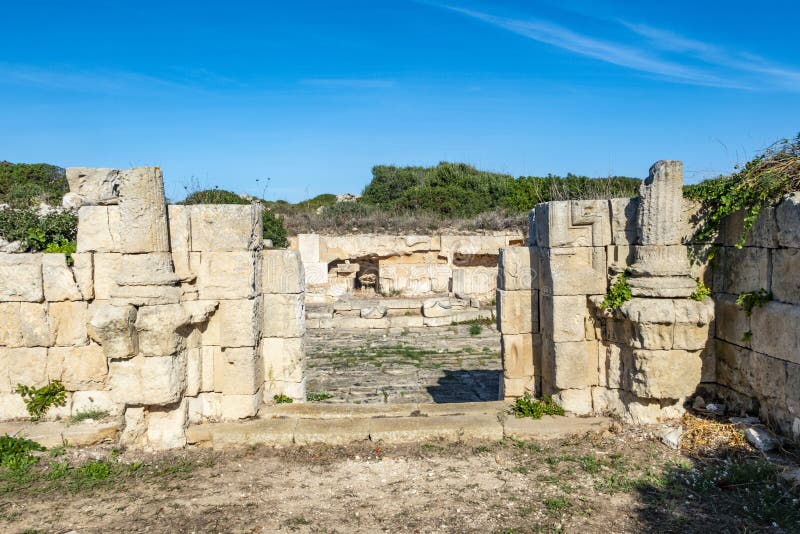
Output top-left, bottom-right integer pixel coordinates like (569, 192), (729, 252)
(601, 274), (632, 310)
(0, 208), (78, 252)
(0, 435), (45, 470)
(181, 188), (249, 205)
(263, 209), (288, 248)
(0, 162), (67, 208)
(469, 324), (482, 336)
(16, 381), (67, 421)
(690, 278), (712, 301)
(512, 394), (565, 419)
(273, 394), (293, 404)
(736, 289), (772, 316)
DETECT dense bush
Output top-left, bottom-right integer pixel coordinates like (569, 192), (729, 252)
(0, 208), (78, 252)
(0, 162), (67, 208)
(181, 188), (250, 205)
(502, 174), (641, 212)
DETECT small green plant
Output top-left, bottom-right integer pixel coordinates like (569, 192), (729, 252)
(741, 330), (753, 343)
(469, 324), (482, 336)
(16, 381), (67, 421)
(273, 394), (293, 404)
(736, 289), (772, 316)
(543, 496), (570, 511)
(690, 278), (712, 301)
(0, 435), (45, 470)
(306, 392), (333, 402)
(601, 274), (632, 310)
(512, 394), (565, 419)
(68, 409), (110, 424)
(43, 239), (77, 265)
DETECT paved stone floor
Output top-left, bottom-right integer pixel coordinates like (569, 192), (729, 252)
(305, 324), (502, 404)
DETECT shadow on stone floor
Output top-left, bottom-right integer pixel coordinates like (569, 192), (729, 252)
(426, 369), (501, 403)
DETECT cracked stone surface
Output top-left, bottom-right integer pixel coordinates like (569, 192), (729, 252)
(305, 324), (502, 404)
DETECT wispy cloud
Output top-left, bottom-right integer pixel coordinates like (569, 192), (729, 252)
(434, 3), (800, 91)
(299, 78), (396, 89)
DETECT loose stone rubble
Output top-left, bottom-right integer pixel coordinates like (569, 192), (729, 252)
(0, 167), (305, 449)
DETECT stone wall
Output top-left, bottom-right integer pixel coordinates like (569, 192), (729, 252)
(0, 167), (305, 449)
(498, 161), (799, 437)
(291, 233), (524, 303)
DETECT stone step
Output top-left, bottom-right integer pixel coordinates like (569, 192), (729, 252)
(0, 419), (122, 448)
(186, 403), (613, 449)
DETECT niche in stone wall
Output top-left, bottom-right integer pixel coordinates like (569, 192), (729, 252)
(452, 253), (499, 268)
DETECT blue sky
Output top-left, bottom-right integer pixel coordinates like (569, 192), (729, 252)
(1, 0), (798, 202)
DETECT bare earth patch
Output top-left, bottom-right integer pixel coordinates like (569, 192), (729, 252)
(2, 423), (798, 533)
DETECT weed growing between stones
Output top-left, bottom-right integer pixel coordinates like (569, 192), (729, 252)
(273, 394), (293, 404)
(67, 409), (110, 425)
(469, 324), (483, 336)
(306, 392), (334, 402)
(15, 381), (66, 421)
(736, 288), (772, 316)
(511, 394), (565, 419)
(690, 278), (711, 301)
(601, 273), (632, 310)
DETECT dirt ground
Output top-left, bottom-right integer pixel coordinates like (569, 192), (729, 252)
(2, 422), (798, 534)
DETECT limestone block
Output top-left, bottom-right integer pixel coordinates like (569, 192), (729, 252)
(700, 346), (716, 383)
(70, 253), (94, 300)
(48, 301), (88, 347)
(46, 344), (108, 390)
(262, 337), (305, 384)
(672, 324), (711, 351)
(543, 340), (597, 390)
(92, 253), (121, 300)
(262, 294), (304, 338)
(76, 206), (120, 252)
(115, 167), (170, 253)
(713, 246), (770, 296)
(71, 390), (121, 416)
(266, 379), (306, 401)
(202, 298), (261, 347)
(147, 400), (188, 449)
(722, 207), (779, 248)
(497, 247), (537, 291)
(501, 334), (534, 378)
(632, 323), (674, 350)
(214, 346), (262, 395)
(109, 354), (186, 406)
(186, 348), (201, 397)
(674, 299), (714, 325)
(628, 245), (690, 277)
(776, 192), (800, 248)
(540, 247), (607, 296)
(200, 346), (215, 392)
(440, 234), (509, 258)
(115, 252), (179, 289)
(714, 294), (751, 348)
(715, 340), (785, 402)
(135, 301), (218, 356)
(360, 304), (387, 319)
(609, 197), (638, 246)
(533, 200), (611, 248)
(628, 349), (702, 400)
(553, 388), (593, 415)
(539, 295), (585, 342)
(3, 347), (48, 389)
(771, 248), (800, 305)
(750, 301), (800, 364)
(167, 205), (191, 252)
(221, 391), (262, 420)
(496, 289), (534, 335)
(297, 234), (321, 263)
(42, 254), (82, 301)
(423, 297), (468, 318)
(190, 204), (262, 252)
(0, 392), (32, 419)
(637, 160), (684, 246)
(0, 303), (49, 347)
(261, 250), (304, 294)
(597, 342), (628, 389)
(66, 167), (120, 203)
(87, 302), (138, 359)
(119, 406), (147, 448)
(501, 376), (535, 399)
(0, 253), (43, 301)
(197, 251), (256, 300)
(304, 262), (329, 287)
(187, 392), (223, 423)
(606, 245), (634, 274)
(453, 266), (497, 300)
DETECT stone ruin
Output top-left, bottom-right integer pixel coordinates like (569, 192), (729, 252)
(498, 160), (800, 440)
(0, 167), (305, 449)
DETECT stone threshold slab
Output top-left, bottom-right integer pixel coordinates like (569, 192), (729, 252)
(0, 419), (122, 448)
(257, 401), (508, 420)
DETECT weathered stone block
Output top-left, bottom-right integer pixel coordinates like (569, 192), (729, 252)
(501, 334), (534, 378)
(214, 346), (261, 395)
(750, 301), (800, 364)
(2, 347), (48, 390)
(0, 253), (43, 302)
(496, 289), (534, 335)
(66, 167), (120, 204)
(221, 391), (262, 420)
(672, 323), (711, 351)
(553, 388), (593, 415)
(187, 392), (223, 423)
(597, 342), (628, 389)
(135, 302), (218, 356)
(109, 354), (186, 406)
(92, 253), (121, 300)
(70, 253), (94, 300)
(76, 206), (120, 252)
(540, 247), (606, 296)
(167, 205), (191, 252)
(632, 323), (673, 350)
(423, 297), (467, 318)
(297, 233), (320, 263)
(200, 346), (215, 392)
(501, 376), (536, 399)
(776, 192), (800, 248)
(42, 254), (82, 301)
(262, 337), (305, 384)
(0, 303), (49, 348)
(497, 247), (537, 291)
(71, 390), (120, 416)
(771, 248), (800, 305)
(609, 197), (638, 246)
(452, 266), (496, 300)
(722, 207), (779, 248)
(46, 301), (87, 347)
(147, 400), (188, 449)
(87, 302), (138, 359)
(539, 295), (585, 342)
(262, 294), (304, 338)
(637, 160), (684, 246)
(713, 246), (770, 296)
(714, 294), (751, 348)
(115, 167), (170, 253)
(186, 348), (201, 397)
(628, 349), (702, 400)
(606, 244), (634, 274)
(533, 200), (611, 248)
(0, 393), (31, 418)
(543, 340), (597, 390)
(197, 251), (257, 300)
(189, 205), (262, 252)
(202, 299), (261, 347)
(46, 344), (108, 390)
(304, 261), (329, 286)
(261, 249), (304, 294)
